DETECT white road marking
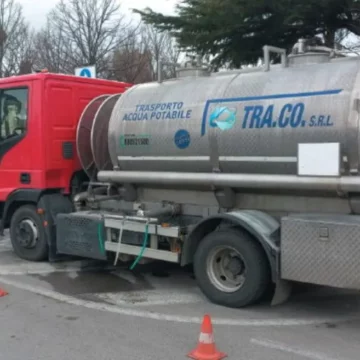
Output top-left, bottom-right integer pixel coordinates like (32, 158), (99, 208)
(0, 276), (358, 327)
(95, 290), (203, 307)
(0, 240), (11, 252)
(251, 338), (344, 360)
(0, 262), (108, 276)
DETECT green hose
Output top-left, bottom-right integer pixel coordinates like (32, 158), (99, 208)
(129, 222), (149, 270)
(97, 223), (106, 255)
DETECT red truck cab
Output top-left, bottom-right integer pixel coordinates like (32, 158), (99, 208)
(0, 72), (131, 261)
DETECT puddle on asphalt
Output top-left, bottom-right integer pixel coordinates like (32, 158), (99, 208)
(29, 261), (194, 303)
(30, 268), (152, 296)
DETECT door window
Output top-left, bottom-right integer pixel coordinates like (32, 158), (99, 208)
(0, 88), (28, 141)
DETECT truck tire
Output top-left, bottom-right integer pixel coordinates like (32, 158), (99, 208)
(10, 205), (48, 261)
(193, 228), (270, 308)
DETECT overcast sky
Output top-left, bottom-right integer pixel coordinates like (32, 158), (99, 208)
(18, 0), (179, 29)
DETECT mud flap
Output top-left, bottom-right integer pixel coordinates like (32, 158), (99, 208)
(56, 211), (108, 261)
(37, 193), (75, 263)
(271, 279), (292, 306)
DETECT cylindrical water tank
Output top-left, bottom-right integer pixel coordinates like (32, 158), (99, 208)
(77, 95), (110, 179)
(106, 55), (360, 176)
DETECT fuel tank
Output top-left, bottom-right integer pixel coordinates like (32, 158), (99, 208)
(106, 47), (360, 176)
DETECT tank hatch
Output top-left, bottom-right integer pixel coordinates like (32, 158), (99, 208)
(176, 55), (210, 78)
(288, 38), (343, 66)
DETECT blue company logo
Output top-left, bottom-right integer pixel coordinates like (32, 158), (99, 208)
(80, 68), (91, 77)
(209, 106), (237, 131)
(200, 89), (343, 136)
(174, 129), (190, 149)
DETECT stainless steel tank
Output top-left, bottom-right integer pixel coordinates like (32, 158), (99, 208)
(107, 49), (360, 176)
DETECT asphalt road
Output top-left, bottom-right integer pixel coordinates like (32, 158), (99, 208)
(1, 232), (360, 360)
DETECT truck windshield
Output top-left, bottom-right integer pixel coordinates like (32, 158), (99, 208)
(0, 87), (28, 141)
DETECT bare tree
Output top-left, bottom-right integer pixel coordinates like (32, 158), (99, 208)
(111, 24), (180, 82)
(33, 20), (73, 73)
(33, 2), (180, 83)
(0, 0), (32, 77)
(9, 27), (35, 75)
(110, 27), (152, 83)
(143, 24), (181, 80)
(35, 0), (134, 76)
(108, 24), (180, 84)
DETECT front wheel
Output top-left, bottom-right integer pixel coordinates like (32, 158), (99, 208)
(10, 205), (48, 261)
(193, 228), (270, 308)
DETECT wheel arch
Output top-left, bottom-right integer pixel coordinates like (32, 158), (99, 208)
(181, 210), (280, 281)
(1, 189), (74, 262)
(69, 170), (89, 195)
(0, 188), (61, 231)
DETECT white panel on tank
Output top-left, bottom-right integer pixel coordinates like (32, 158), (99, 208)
(297, 143), (341, 176)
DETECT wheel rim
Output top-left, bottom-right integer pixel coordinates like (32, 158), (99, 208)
(206, 245), (246, 293)
(15, 219), (39, 249)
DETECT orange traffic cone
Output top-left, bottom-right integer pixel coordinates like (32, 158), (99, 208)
(187, 314), (227, 360)
(0, 288), (8, 297)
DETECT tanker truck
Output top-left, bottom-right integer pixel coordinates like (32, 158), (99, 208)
(6, 39), (360, 308)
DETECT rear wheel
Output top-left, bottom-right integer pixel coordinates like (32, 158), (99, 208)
(10, 205), (48, 261)
(193, 228), (270, 308)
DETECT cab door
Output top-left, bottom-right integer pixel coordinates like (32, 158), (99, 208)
(0, 84), (32, 202)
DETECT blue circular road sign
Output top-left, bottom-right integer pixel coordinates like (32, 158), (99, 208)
(80, 68), (91, 77)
